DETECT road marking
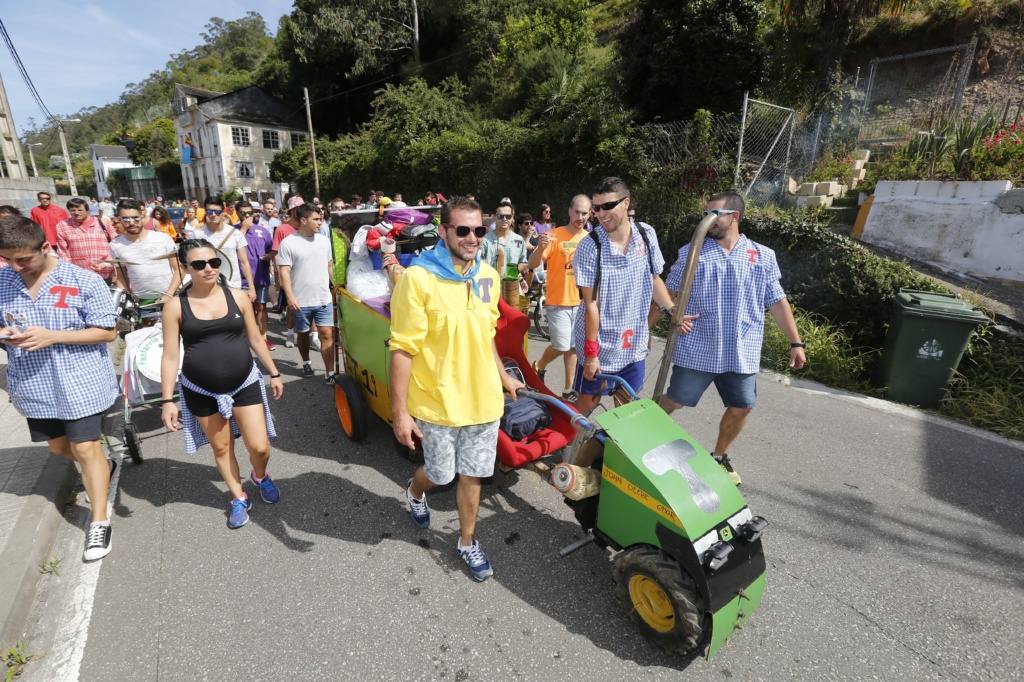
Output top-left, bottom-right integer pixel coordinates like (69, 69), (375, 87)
(42, 446), (124, 681)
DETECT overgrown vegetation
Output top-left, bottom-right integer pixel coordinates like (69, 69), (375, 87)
(3, 643), (39, 680)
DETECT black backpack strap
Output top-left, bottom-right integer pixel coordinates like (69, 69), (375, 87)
(589, 229), (602, 301)
(635, 221), (658, 275)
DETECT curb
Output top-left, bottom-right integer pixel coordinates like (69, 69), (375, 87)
(0, 456), (76, 648)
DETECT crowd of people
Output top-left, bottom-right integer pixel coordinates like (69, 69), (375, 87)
(0, 177), (806, 580)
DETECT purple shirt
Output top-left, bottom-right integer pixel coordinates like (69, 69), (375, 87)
(237, 223), (273, 287)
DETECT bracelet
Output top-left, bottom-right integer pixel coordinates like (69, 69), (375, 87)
(269, 373), (282, 379)
(583, 340), (600, 358)
(790, 342), (806, 349)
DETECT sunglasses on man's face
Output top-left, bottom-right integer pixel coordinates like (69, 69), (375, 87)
(206, 209), (224, 216)
(188, 257), (222, 270)
(592, 196), (628, 213)
(451, 225), (487, 238)
(495, 213), (513, 221)
(703, 209), (738, 218)
(117, 215), (142, 223)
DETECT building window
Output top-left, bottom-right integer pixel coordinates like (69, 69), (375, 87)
(262, 130), (280, 149)
(231, 126), (250, 146)
(236, 162), (254, 178)
(290, 132), (307, 147)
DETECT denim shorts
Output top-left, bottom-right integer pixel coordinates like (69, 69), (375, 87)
(293, 304), (333, 333)
(573, 359), (645, 397)
(667, 366), (757, 409)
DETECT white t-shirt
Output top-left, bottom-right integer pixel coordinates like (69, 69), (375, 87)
(276, 232), (333, 307)
(200, 224), (247, 288)
(109, 231), (177, 297)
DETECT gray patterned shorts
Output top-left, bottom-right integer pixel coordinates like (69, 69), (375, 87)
(416, 419), (500, 485)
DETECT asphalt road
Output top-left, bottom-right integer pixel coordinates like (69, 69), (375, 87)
(20, 331), (1024, 681)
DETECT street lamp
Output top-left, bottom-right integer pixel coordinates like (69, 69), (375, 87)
(57, 118), (81, 196)
(25, 142), (42, 177)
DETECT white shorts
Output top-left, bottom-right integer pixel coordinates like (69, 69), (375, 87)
(546, 305), (577, 352)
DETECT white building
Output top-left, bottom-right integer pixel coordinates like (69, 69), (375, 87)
(89, 144), (134, 200)
(173, 84), (308, 201)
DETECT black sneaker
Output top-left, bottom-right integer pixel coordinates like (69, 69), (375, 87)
(532, 361), (546, 382)
(561, 390), (579, 403)
(714, 454), (742, 486)
(83, 522), (112, 561)
(302, 363), (314, 377)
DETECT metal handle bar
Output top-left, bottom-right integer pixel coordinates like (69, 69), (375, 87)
(593, 373), (640, 400)
(516, 389), (606, 443)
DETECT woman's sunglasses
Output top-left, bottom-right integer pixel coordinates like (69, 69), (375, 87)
(188, 257), (222, 270)
(451, 225), (487, 238)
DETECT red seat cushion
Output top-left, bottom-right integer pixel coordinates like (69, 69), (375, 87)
(495, 299), (578, 468)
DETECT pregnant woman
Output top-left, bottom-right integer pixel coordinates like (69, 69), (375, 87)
(160, 238), (284, 529)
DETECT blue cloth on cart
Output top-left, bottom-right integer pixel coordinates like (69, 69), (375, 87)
(178, 362), (276, 454)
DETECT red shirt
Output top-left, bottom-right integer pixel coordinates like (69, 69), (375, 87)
(55, 216), (118, 280)
(30, 205), (70, 246)
(271, 223), (297, 252)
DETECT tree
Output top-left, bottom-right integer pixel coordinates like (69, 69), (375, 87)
(617, 0), (767, 121)
(130, 118), (177, 166)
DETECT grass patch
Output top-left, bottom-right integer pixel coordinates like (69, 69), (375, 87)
(761, 307), (878, 392)
(38, 558), (61, 576)
(3, 643), (39, 681)
(941, 331), (1024, 440)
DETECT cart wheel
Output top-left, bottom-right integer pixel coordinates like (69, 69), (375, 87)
(123, 424), (144, 465)
(334, 374), (368, 442)
(393, 436), (424, 466)
(613, 546), (705, 655)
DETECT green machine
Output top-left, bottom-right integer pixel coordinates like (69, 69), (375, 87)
(521, 212), (768, 657)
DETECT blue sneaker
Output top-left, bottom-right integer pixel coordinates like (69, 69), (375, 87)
(252, 473), (280, 504)
(228, 495), (252, 529)
(405, 479), (430, 529)
(458, 539), (493, 582)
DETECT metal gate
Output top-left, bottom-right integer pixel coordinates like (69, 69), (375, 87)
(733, 93), (796, 204)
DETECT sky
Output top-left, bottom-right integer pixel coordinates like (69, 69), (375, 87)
(0, 0), (294, 137)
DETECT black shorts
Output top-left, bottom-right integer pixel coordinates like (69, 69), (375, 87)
(27, 406), (110, 444)
(181, 381), (263, 417)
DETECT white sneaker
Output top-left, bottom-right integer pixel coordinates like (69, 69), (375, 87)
(310, 334), (321, 351)
(83, 522), (112, 562)
(284, 330), (295, 348)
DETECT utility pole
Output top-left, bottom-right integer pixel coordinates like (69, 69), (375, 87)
(303, 87), (319, 198)
(26, 142), (40, 176)
(57, 120), (79, 196)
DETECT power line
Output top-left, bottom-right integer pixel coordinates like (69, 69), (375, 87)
(0, 17), (56, 123)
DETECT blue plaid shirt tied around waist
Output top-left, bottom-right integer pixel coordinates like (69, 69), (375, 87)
(666, 235), (786, 375)
(0, 262), (118, 420)
(572, 221), (665, 372)
(178, 362), (276, 454)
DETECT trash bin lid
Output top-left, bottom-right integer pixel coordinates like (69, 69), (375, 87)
(895, 289), (989, 323)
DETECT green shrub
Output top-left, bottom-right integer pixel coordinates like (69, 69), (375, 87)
(941, 331), (1024, 440)
(806, 151), (855, 186)
(761, 307), (877, 391)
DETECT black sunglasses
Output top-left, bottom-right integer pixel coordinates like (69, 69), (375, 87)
(495, 213), (513, 221)
(188, 257), (222, 270)
(451, 225), (487, 238)
(205, 209), (224, 216)
(592, 196), (628, 212)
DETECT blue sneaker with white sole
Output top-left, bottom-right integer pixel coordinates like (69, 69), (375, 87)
(252, 473), (280, 504)
(405, 479), (430, 529)
(228, 495), (252, 529)
(458, 539), (494, 582)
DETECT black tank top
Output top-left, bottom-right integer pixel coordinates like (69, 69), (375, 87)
(179, 285), (253, 393)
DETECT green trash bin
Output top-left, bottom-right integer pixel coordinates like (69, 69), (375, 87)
(879, 289), (988, 407)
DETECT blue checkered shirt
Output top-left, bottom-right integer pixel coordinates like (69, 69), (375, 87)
(572, 221), (665, 372)
(0, 261), (118, 419)
(666, 235), (786, 374)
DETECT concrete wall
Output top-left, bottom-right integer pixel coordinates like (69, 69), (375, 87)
(861, 180), (1024, 283)
(0, 177), (67, 214)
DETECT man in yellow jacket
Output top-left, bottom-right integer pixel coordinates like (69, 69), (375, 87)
(390, 196), (524, 582)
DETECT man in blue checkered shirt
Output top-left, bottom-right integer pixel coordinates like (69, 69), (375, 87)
(572, 177), (676, 414)
(659, 192), (806, 485)
(0, 216), (119, 561)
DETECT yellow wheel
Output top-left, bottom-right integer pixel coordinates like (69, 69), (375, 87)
(628, 575), (676, 633)
(613, 546), (705, 655)
(334, 373), (368, 442)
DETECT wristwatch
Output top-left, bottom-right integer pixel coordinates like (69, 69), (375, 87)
(789, 342), (806, 349)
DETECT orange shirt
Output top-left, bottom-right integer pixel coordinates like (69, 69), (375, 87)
(541, 226), (586, 307)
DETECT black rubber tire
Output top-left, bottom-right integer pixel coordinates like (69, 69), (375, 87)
(531, 296), (549, 340)
(334, 373), (369, 442)
(613, 545), (705, 656)
(124, 423), (144, 465)
(393, 436), (424, 466)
